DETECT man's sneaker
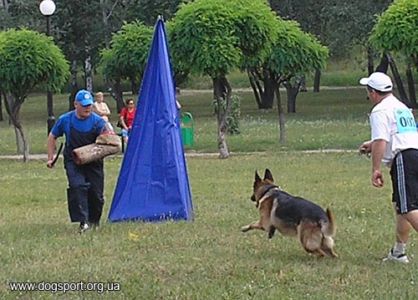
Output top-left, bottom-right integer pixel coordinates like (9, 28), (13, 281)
(79, 222), (90, 234)
(382, 249), (409, 264)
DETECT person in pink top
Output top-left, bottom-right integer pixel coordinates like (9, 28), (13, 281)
(119, 98), (136, 144)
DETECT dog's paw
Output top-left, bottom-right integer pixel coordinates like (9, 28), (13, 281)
(241, 225), (250, 232)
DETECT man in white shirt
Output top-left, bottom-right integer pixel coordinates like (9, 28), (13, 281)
(359, 72), (418, 263)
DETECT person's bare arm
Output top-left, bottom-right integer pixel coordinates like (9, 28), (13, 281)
(120, 114), (128, 130)
(92, 103), (102, 115)
(371, 139), (387, 187)
(46, 133), (57, 168)
(104, 103), (111, 116)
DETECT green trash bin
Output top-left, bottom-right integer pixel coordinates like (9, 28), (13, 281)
(181, 112), (194, 147)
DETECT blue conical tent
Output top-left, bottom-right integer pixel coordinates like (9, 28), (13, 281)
(108, 18), (193, 222)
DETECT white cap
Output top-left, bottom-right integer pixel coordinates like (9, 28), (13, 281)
(359, 72), (393, 92)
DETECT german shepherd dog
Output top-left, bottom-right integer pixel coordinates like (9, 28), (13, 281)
(241, 169), (337, 257)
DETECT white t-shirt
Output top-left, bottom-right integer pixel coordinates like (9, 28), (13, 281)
(370, 95), (418, 165)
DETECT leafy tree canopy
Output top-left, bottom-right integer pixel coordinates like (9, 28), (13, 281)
(269, 19), (328, 79)
(101, 21), (153, 82)
(370, 0), (418, 64)
(124, 0), (190, 25)
(232, 0), (278, 68)
(271, 0), (391, 57)
(0, 28), (69, 98)
(170, 0), (240, 79)
(54, 1), (103, 65)
(170, 0), (277, 79)
(169, 0), (278, 158)
(0, 28), (69, 161)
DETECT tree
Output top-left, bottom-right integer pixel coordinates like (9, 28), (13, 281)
(249, 19), (328, 143)
(0, 0), (42, 122)
(321, 0), (392, 84)
(370, 0), (418, 106)
(270, 0), (391, 56)
(269, 0), (392, 91)
(278, 23), (328, 113)
(269, 0), (327, 93)
(170, 0), (277, 158)
(370, 0), (417, 66)
(249, 19), (328, 111)
(53, 1), (105, 108)
(123, 0), (189, 25)
(100, 21), (153, 112)
(0, 29), (69, 161)
(0, 0), (44, 31)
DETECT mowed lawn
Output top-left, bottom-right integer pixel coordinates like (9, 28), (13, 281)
(1, 88), (418, 299)
(1, 153), (417, 299)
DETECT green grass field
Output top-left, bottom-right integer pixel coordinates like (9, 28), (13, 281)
(1, 154), (417, 299)
(1, 88), (418, 299)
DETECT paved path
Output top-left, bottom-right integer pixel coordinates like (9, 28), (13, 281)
(179, 86), (361, 95)
(0, 149), (358, 161)
(0, 152), (220, 161)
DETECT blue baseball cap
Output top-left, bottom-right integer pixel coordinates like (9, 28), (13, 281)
(75, 89), (94, 106)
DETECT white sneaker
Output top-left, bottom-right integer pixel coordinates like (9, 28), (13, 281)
(382, 249), (409, 264)
(79, 222), (90, 234)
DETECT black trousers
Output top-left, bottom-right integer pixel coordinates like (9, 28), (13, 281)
(65, 160), (104, 223)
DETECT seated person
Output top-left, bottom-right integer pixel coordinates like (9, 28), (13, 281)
(119, 98), (136, 144)
(92, 92), (111, 122)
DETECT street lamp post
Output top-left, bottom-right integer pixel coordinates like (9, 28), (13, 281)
(39, 0), (56, 135)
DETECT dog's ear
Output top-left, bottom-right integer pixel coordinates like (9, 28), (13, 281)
(264, 169), (274, 182)
(255, 170), (261, 183)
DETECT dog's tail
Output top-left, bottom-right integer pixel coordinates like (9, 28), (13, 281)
(322, 208), (336, 237)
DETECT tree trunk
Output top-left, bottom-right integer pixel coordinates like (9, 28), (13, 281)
(275, 83), (286, 144)
(5, 93), (29, 161)
(85, 54), (93, 92)
(130, 78), (138, 95)
(247, 69), (262, 108)
(284, 80), (301, 113)
(262, 77), (275, 109)
(69, 59), (78, 111)
(406, 63), (416, 107)
(113, 80), (125, 113)
(2, 0), (9, 10)
(387, 54), (410, 106)
(0, 91), (3, 122)
(3, 91), (11, 125)
(14, 126), (24, 155)
(213, 76), (231, 159)
(375, 52), (389, 73)
(286, 87), (298, 113)
(299, 75), (307, 92)
(101, 0), (111, 49)
(313, 69), (321, 93)
(367, 46), (374, 75)
(247, 68), (274, 109)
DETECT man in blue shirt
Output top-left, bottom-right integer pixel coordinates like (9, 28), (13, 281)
(47, 89), (108, 233)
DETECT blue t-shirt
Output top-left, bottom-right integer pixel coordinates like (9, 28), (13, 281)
(51, 111), (106, 143)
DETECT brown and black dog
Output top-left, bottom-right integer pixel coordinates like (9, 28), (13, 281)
(241, 169), (337, 257)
